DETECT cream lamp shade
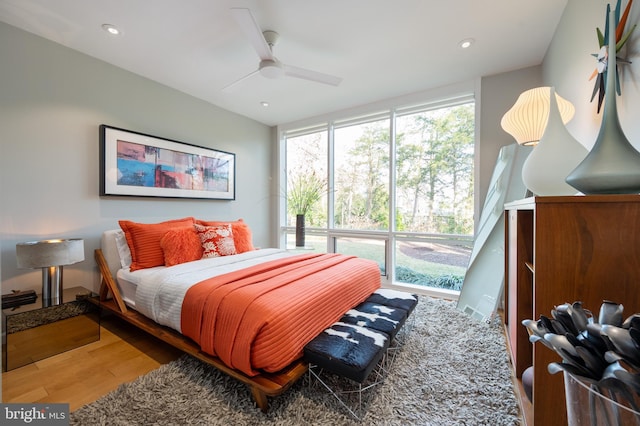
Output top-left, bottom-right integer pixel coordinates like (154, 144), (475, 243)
(501, 87), (587, 196)
(500, 87), (575, 146)
(16, 238), (84, 306)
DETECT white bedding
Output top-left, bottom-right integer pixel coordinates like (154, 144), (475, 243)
(119, 248), (296, 333)
(114, 269), (144, 307)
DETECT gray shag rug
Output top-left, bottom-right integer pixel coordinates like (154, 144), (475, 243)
(71, 297), (521, 425)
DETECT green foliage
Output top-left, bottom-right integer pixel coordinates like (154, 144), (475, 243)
(334, 123), (390, 229)
(395, 266), (464, 291)
(395, 209), (405, 231)
(431, 214), (474, 235)
(286, 102), (475, 236)
(287, 171), (325, 216)
(394, 104), (474, 235)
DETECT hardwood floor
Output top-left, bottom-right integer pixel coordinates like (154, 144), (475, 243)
(2, 313), (183, 411)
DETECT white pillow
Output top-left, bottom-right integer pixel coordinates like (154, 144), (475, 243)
(115, 229), (132, 269)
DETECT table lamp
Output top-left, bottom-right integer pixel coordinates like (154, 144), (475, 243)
(16, 239), (85, 307)
(500, 86), (587, 196)
(500, 86), (575, 146)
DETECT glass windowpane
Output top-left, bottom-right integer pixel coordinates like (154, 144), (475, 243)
(285, 233), (326, 253)
(394, 239), (471, 291)
(282, 96), (475, 294)
(334, 119), (390, 231)
(394, 103), (475, 235)
(285, 132), (327, 228)
(335, 237), (386, 274)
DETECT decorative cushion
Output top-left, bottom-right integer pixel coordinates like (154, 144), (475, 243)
(304, 322), (389, 383)
(196, 218), (255, 253)
(340, 301), (408, 339)
(194, 223), (237, 258)
(119, 217), (195, 271)
(365, 289), (419, 315)
(160, 227), (203, 266)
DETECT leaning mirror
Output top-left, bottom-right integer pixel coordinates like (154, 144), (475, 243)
(456, 143), (529, 323)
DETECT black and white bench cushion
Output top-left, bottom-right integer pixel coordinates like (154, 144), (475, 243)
(304, 322), (389, 383)
(339, 302), (407, 339)
(365, 289), (418, 315)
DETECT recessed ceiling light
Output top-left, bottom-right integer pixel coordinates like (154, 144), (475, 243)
(260, 101), (270, 107)
(102, 24), (121, 36)
(459, 38), (474, 49)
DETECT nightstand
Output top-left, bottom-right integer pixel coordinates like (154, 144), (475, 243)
(2, 286), (100, 371)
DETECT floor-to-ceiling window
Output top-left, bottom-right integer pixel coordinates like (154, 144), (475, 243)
(284, 127), (330, 252)
(279, 90), (475, 297)
(393, 101), (475, 294)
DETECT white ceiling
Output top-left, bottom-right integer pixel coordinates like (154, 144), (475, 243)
(0, 0), (567, 126)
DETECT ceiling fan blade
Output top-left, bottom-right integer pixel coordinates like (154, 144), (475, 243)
(283, 64), (342, 86)
(221, 69), (260, 93)
(230, 8), (273, 61)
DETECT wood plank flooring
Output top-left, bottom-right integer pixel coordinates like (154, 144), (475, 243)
(6, 314), (100, 371)
(2, 314), (183, 412)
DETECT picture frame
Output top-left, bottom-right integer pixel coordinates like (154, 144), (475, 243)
(100, 125), (235, 200)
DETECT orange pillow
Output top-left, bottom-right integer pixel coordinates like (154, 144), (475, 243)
(194, 223), (237, 257)
(196, 218), (255, 253)
(160, 227), (203, 266)
(119, 217), (195, 271)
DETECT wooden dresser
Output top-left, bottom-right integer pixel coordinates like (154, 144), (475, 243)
(504, 195), (640, 426)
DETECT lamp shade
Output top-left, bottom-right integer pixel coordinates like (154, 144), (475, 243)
(520, 87), (588, 196)
(16, 239), (85, 268)
(501, 87), (576, 146)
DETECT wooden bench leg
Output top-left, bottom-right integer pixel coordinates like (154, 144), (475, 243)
(251, 386), (268, 412)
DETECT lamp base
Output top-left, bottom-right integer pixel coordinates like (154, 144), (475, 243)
(42, 266), (63, 307)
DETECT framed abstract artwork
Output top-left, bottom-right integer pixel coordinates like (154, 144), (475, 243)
(100, 125), (235, 200)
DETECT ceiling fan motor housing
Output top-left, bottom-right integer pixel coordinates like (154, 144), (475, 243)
(259, 59), (284, 78)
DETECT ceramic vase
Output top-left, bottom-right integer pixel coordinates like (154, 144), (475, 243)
(295, 214), (305, 247)
(565, 8), (640, 194)
(521, 87), (588, 196)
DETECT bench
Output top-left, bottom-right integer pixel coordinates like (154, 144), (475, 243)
(304, 321), (390, 384)
(364, 288), (419, 348)
(304, 289), (418, 419)
(340, 302), (407, 340)
(365, 288), (419, 315)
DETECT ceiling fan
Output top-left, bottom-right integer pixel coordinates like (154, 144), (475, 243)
(222, 8), (343, 92)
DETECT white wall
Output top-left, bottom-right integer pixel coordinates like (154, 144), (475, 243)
(543, 0), (640, 149)
(0, 22), (274, 295)
(478, 0), (640, 210)
(478, 66), (543, 209)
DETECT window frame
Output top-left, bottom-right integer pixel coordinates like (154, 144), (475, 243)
(277, 82), (477, 299)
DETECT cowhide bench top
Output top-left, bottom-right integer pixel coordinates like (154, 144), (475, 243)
(304, 289), (418, 384)
(365, 289), (418, 315)
(304, 322), (389, 383)
(340, 301), (407, 339)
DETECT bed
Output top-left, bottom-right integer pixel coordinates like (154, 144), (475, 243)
(95, 223), (381, 411)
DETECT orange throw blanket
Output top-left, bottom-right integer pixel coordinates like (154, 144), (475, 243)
(181, 253), (381, 376)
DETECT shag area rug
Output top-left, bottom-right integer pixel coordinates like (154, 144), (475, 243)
(71, 297), (521, 425)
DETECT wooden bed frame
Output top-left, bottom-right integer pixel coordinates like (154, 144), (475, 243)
(94, 249), (308, 412)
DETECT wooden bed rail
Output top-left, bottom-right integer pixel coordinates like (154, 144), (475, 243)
(95, 249), (127, 313)
(92, 248), (307, 412)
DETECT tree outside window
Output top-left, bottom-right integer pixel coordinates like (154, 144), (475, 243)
(282, 100), (475, 292)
